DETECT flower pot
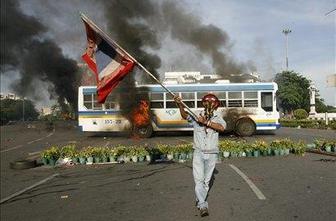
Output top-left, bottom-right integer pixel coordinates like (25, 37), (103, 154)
(262, 150), (268, 157)
(179, 153), (187, 160)
(246, 151), (252, 157)
(117, 156), (124, 162)
(146, 155), (151, 162)
(72, 157), (79, 164)
(160, 154), (166, 160)
(124, 156), (130, 163)
(109, 155), (116, 162)
(139, 156), (145, 162)
(101, 157), (108, 163)
(267, 148), (272, 156)
(223, 151), (230, 158)
(332, 146), (336, 152)
(94, 157), (101, 163)
(167, 154), (174, 160)
(79, 157), (86, 165)
(42, 157), (48, 166)
(173, 153), (179, 160)
(131, 156), (138, 162)
(87, 156), (94, 164)
(187, 152), (193, 160)
(49, 158), (56, 166)
(230, 152), (238, 158)
(284, 148), (290, 155)
(273, 149), (280, 156)
(279, 149), (285, 156)
(253, 150), (260, 157)
(325, 146), (331, 152)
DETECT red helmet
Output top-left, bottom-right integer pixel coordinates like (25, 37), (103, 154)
(202, 94), (220, 108)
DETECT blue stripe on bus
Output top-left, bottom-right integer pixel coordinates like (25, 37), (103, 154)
(82, 83), (275, 94)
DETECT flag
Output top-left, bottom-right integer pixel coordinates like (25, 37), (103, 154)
(81, 15), (135, 103)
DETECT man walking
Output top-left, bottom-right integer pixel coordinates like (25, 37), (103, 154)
(174, 94), (226, 217)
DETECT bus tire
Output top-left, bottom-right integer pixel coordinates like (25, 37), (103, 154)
(133, 124), (153, 138)
(10, 159), (36, 170)
(235, 118), (256, 136)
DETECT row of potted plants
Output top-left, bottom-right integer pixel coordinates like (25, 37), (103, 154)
(40, 144), (193, 166)
(306, 139), (336, 153)
(40, 138), (325, 166)
(218, 138), (306, 158)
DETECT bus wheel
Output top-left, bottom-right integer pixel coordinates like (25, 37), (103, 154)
(133, 124), (153, 138)
(235, 118), (256, 136)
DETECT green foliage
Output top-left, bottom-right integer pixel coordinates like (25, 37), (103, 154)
(280, 119), (336, 130)
(275, 71), (310, 113)
(0, 98), (39, 125)
(293, 109), (308, 119)
(40, 146), (60, 160)
(60, 144), (77, 158)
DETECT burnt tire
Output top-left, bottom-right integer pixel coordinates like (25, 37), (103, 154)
(10, 159), (36, 170)
(133, 124), (153, 138)
(235, 118), (256, 136)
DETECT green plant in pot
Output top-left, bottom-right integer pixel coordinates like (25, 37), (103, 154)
(293, 140), (306, 156)
(123, 146), (131, 163)
(270, 140), (281, 156)
(254, 140), (268, 157)
(60, 144), (76, 159)
(78, 150), (87, 165)
(128, 146), (139, 163)
(219, 140), (231, 158)
(40, 146), (60, 166)
(278, 138), (293, 155)
(137, 146), (148, 162)
(229, 141), (240, 158)
(115, 145), (126, 162)
(108, 148), (117, 162)
(82, 146), (94, 164)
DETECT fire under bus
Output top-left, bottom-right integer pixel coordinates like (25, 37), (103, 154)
(78, 75), (280, 137)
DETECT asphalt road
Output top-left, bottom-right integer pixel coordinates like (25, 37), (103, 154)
(0, 122), (335, 221)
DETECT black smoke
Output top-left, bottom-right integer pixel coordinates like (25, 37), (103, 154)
(0, 0), (80, 111)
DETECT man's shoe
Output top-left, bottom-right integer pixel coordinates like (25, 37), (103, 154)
(200, 208), (209, 217)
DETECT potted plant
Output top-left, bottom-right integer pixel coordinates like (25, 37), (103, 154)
(108, 148), (117, 162)
(40, 146), (60, 166)
(137, 147), (148, 162)
(293, 140), (306, 156)
(60, 144), (76, 160)
(324, 141), (333, 152)
(220, 140), (231, 158)
(270, 140), (281, 156)
(123, 146), (131, 163)
(82, 147), (94, 164)
(254, 140), (268, 157)
(129, 146), (139, 163)
(78, 150), (87, 164)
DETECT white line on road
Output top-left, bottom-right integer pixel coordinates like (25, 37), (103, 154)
(229, 164), (266, 200)
(0, 173), (59, 204)
(0, 145), (23, 153)
(1, 132), (54, 153)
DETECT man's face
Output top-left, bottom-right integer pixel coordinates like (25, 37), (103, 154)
(202, 101), (216, 119)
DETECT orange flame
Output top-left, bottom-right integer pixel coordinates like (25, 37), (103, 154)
(131, 100), (150, 128)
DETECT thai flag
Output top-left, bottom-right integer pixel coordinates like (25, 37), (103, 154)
(81, 16), (135, 103)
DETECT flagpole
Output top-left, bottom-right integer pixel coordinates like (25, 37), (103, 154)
(80, 13), (198, 119)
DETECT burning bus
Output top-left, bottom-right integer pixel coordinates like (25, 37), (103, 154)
(78, 72), (280, 137)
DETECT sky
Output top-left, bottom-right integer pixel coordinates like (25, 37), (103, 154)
(1, 0), (335, 106)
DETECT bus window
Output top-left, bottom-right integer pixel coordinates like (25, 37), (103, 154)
(150, 93), (164, 109)
(93, 94), (103, 110)
(244, 92), (258, 107)
(261, 92), (273, 111)
(83, 94), (93, 110)
(166, 92), (177, 108)
(181, 92), (195, 108)
(228, 92), (242, 107)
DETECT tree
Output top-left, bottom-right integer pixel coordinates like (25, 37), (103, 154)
(275, 71), (311, 115)
(0, 99), (39, 125)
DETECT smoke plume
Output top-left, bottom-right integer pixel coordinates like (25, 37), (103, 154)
(0, 0), (80, 111)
